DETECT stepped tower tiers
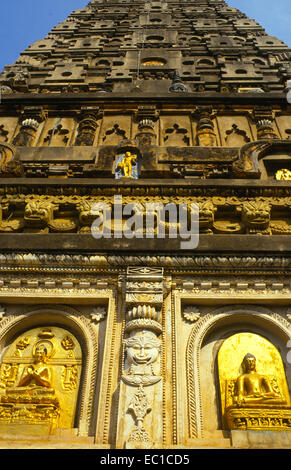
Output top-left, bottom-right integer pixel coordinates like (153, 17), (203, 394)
(0, 0), (290, 451)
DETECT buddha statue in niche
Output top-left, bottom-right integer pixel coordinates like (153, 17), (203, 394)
(219, 333), (291, 431)
(234, 353), (284, 406)
(18, 344), (52, 389)
(1, 340), (59, 408)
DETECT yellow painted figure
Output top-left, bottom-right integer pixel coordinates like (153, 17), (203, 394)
(275, 169), (291, 180)
(117, 151), (137, 178)
(234, 353), (283, 406)
(18, 344), (52, 388)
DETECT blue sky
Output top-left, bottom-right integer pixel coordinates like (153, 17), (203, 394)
(0, 0), (290, 72)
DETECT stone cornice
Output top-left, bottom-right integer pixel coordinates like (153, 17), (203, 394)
(0, 251), (290, 273)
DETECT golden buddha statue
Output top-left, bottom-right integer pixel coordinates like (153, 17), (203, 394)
(117, 151), (137, 178)
(0, 342), (60, 431)
(1, 343), (58, 407)
(219, 333), (291, 431)
(18, 344), (52, 389)
(234, 353), (284, 406)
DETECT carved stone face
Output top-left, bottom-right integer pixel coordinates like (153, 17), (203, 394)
(199, 201), (215, 226)
(24, 200), (54, 226)
(125, 330), (160, 367)
(242, 201), (270, 227)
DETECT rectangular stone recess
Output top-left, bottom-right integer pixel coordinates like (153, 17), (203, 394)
(0, 234), (290, 252)
(16, 147), (97, 162)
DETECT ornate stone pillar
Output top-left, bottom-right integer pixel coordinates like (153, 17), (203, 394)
(116, 267), (164, 449)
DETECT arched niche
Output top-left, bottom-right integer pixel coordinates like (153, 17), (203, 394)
(218, 332), (290, 430)
(186, 306), (291, 438)
(0, 306), (100, 437)
(0, 325), (82, 432)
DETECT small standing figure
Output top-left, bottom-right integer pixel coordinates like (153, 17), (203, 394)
(116, 151), (138, 179)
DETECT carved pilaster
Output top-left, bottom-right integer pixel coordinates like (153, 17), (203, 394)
(193, 106), (218, 147)
(117, 267), (164, 449)
(12, 106), (46, 147)
(74, 107), (101, 146)
(134, 106), (159, 147)
(252, 107), (278, 140)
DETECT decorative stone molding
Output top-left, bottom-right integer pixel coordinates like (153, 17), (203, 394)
(126, 386), (152, 449)
(182, 306), (201, 323)
(0, 253), (290, 272)
(90, 306), (107, 324)
(0, 305), (6, 321)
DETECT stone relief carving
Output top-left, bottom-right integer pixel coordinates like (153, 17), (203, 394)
(164, 123), (190, 146)
(225, 124), (251, 147)
(123, 329), (161, 386)
(75, 108), (100, 146)
(0, 143), (23, 177)
(127, 386), (152, 447)
(241, 199), (271, 234)
(2, 193), (290, 235)
(90, 307), (107, 324)
(182, 306), (201, 323)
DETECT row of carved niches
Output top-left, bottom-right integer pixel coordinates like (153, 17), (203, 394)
(0, 112), (290, 149)
(1, 138), (291, 181)
(0, 326), (82, 435)
(0, 194), (291, 235)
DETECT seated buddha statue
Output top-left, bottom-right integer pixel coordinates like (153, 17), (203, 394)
(1, 344), (58, 407)
(234, 353), (284, 406)
(18, 344), (52, 389)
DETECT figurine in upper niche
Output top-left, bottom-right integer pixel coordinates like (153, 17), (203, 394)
(115, 151), (138, 179)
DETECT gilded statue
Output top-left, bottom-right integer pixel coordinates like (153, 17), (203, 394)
(219, 333), (291, 431)
(18, 344), (52, 389)
(116, 151), (137, 178)
(275, 169), (291, 181)
(0, 327), (83, 433)
(234, 353), (283, 406)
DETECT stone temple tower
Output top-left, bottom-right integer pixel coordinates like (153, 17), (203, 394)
(0, 0), (290, 450)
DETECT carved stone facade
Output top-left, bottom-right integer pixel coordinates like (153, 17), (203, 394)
(0, 0), (290, 450)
